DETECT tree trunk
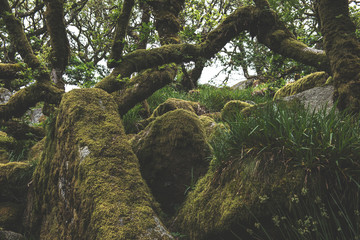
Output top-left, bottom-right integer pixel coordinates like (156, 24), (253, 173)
(316, 0), (360, 111)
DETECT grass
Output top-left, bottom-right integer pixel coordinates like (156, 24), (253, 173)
(121, 84), (273, 133)
(209, 101), (360, 239)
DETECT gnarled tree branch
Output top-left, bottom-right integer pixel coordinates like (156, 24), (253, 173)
(95, 5), (330, 93)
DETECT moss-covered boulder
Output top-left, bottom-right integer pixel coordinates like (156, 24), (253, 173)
(172, 156), (305, 239)
(0, 230), (26, 240)
(152, 98), (206, 117)
(132, 109), (210, 214)
(0, 202), (24, 232)
(137, 98), (207, 131)
(0, 162), (32, 203)
(0, 132), (15, 163)
(221, 100), (253, 122)
(25, 88), (173, 240)
(274, 72), (328, 99)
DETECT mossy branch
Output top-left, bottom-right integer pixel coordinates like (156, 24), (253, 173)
(0, 0), (42, 71)
(0, 83), (63, 121)
(0, 63), (24, 79)
(96, 6), (330, 93)
(112, 66), (177, 115)
(107, 0), (135, 68)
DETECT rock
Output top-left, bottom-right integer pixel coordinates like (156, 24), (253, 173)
(25, 88), (173, 240)
(26, 108), (44, 125)
(0, 88), (12, 105)
(231, 79), (254, 90)
(132, 109), (210, 214)
(137, 98), (207, 130)
(172, 154), (305, 239)
(0, 132), (15, 163)
(152, 98), (206, 117)
(0, 202), (24, 232)
(274, 72), (328, 99)
(221, 100), (254, 122)
(0, 230), (25, 240)
(0, 162), (32, 202)
(283, 85), (335, 113)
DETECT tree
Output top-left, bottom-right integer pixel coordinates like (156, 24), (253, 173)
(0, 0), (360, 238)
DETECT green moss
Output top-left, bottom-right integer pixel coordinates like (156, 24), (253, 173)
(152, 98), (205, 117)
(199, 115), (217, 139)
(274, 72), (328, 99)
(132, 109), (210, 214)
(221, 100), (253, 122)
(28, 88), (173, 239)
(173, 155), (305, 239)
(0, 162), (32, 202)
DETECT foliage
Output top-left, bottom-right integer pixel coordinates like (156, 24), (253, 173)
(208, 102), (360, 239)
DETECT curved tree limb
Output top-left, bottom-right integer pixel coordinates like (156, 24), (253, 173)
(95, 5), (330, 93)
(0, 0), (44, 73)
(0, 63), (24, 79)
(113, 66), (177, 115)
(0, 83), (63, 121)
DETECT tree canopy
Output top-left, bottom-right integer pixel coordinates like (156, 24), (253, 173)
(1, 0), (360, 121)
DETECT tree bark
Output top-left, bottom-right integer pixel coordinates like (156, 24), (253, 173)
(316, 0), (360, 111)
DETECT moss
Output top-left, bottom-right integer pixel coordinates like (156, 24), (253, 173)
(172, 155), (305, 239)
(274, 72), (328, 99)
(199, 116), (217, 139)
(0, 162), (32, 203)
(221, 100), (253, 122)
(152, 98), (205, 117)
(137, 98), (206, 131)
(27, 88), (173, 239)
(132, 109), (210, 214)
(0, 202), (24, 232)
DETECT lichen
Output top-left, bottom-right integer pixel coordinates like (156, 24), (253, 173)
(27, 88), (173, 239)
(132, 109), (210, 214)
(274, 72), (328, 99)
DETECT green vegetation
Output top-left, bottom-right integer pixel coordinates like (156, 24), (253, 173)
(122, 84), (273, 133)
(204, 102), (360, 239)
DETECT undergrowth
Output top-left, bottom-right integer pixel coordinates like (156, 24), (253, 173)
(209, 102), (360, 239)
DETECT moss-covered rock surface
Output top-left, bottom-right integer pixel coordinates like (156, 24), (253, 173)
(26, 88), (173, 240)
(274, 72), (328, 99)
(132, 109), (210, 214)
(221, 100), (253, 121)
(172, 155), (305, 239)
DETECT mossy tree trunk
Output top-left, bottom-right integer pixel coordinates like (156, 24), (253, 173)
(25, 88), (173, 239)
(315, 0), (360, 111)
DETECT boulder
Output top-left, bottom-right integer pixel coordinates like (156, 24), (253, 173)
(274, 72), (328, 99)
(152, 98), (206, 117)
(0, 202), (24, 232)
(0, 230), (25, 240)
(231, 79), (254, 90)
(221, 100), (254, 122)
(132, 109), (210, 214)
(0, 88), (12, 105)
(283, 85), (335, 113)
(25, 88), (173, 240)
(0, 162), (32, 203)
(137, 98), (207, 130)
(172, 155), (305, 239)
